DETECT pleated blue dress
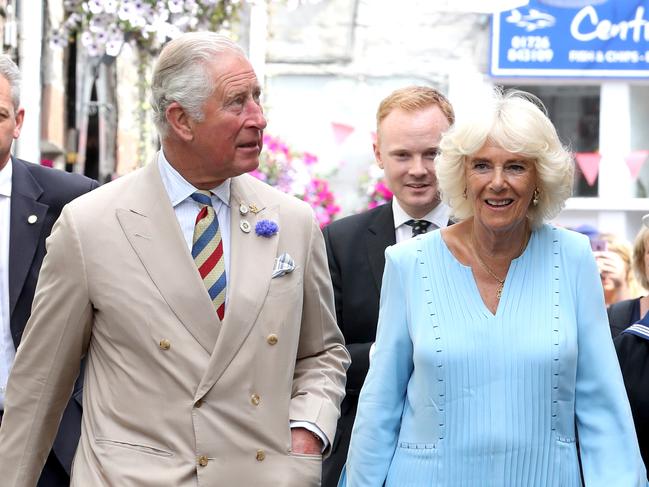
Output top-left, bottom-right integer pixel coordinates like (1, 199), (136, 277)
(341, 224), (646, 487)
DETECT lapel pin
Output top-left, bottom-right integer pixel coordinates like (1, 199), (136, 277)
(249, 203), (261, 214)
(27, 214), (38, 224)
(239, 203), (249, 215)
(240, 220), (251, 233)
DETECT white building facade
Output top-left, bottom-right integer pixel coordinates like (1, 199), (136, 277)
(260, 0), (649, 240)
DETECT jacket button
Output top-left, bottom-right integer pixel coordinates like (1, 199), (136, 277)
(159, 339), (171, 350)
(251, 393), (261, 406)
(195, 399), (204, 408)
(256, 449), (265, 461)
(198, 455), (208, 467)
(266, 334), (278, 345)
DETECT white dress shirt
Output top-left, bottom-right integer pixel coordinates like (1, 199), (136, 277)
(392, 197), (451, 243)
(157, 152), (328, 451)
(157, 152), (231, 305)
(0, 159), (15, 409)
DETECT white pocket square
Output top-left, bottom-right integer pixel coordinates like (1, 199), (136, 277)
(272, 253), (295, 278)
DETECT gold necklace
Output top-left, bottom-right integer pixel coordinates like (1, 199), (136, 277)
(471, 228), (529, 299)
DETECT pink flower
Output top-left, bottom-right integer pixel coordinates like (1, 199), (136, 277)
(375, 181), (393, 199)
(326, 203), (340, 215)
(362, 177), (393, 211)
(304, 152), (318, 165)
(255, 134), (340, 228)
(249, 169), (267, 181)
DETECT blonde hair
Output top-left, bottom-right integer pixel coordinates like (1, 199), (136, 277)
(631, 226), (649, 291)
(600, 233), (643, 298)
(435, 88), (574, 228)
(376, 86), (454, 133)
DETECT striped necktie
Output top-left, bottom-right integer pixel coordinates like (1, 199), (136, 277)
(405, 219), (432, 237)
(191, 190), (226, 321)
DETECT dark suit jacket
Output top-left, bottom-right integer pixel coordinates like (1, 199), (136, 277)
(8, 157), (97, 484)
(321, 203), (395, 487)
(614, 324), (649, 479)
(608, 297), (641, 338)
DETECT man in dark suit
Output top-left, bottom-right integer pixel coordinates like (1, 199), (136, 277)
(0, 54), (97, 486)
(321, 86), (454, 486)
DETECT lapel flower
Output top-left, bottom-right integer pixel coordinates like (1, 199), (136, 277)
(255, 219), (279, 238)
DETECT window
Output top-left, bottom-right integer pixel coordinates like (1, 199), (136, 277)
(507, 85), (600, 197)
(630, 86), (649, 198)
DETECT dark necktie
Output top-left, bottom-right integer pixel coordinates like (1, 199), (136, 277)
(405, 219), (432, 237)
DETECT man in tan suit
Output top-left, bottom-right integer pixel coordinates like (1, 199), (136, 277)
(0, 33), (349, 487)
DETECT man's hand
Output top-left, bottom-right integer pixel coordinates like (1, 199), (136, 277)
(290, 427), (323, 455)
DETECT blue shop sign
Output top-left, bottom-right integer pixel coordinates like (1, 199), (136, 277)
(490, 0), (649, 78)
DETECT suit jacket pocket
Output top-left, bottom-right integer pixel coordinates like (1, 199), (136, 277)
(267, 272), (303, 298)
(398, 441), (437, 450)
(95, 438), (174, 457)
(387, 442), (440, 485)
(286, 452), (322, 487)
(288, 451), (323, 460)
(554, 436), (580, 486)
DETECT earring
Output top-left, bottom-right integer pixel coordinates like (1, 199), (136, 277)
(532, 188), (540, 206)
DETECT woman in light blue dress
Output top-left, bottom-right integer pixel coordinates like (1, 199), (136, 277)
(340, 89), (646, 486)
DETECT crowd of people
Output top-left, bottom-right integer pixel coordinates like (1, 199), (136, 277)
(0, 31), (646, 487)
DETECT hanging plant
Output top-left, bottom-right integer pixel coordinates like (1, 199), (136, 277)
(51, 0), (248, 58)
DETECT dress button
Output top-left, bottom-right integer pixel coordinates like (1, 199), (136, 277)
(251, 393), (261, 406)
(159, 339), (171, 350)
(266, 334), (278, 345)
(198, 455), (208, 467)
(256, 449), (265, 461)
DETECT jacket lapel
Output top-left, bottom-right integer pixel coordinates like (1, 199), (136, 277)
(195, 174), (278, 399)
(116, 161), (220, 355)
(8, 159), (48, 317)
(366, 203), (396, 291)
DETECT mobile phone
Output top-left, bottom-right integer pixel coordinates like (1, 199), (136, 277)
(590, 239), (608, 252)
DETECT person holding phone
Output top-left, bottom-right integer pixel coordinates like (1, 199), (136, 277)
(594, 233), (641, 307)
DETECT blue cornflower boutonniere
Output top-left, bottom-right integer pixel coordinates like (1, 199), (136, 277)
(255, 219), (279, 238)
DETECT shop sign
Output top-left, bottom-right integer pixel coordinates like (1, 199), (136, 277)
(491, 0), (649, 78)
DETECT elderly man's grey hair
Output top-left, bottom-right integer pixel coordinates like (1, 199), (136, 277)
(0, 53), (21, 111)
(151, 32), (245, 139)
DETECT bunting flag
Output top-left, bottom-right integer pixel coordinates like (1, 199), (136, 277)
(625, 150), (649, 180)
(331, 122), (355, 145)
(575, 152), (601, 187)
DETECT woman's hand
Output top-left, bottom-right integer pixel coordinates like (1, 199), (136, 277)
(594, 250), (627, 292)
